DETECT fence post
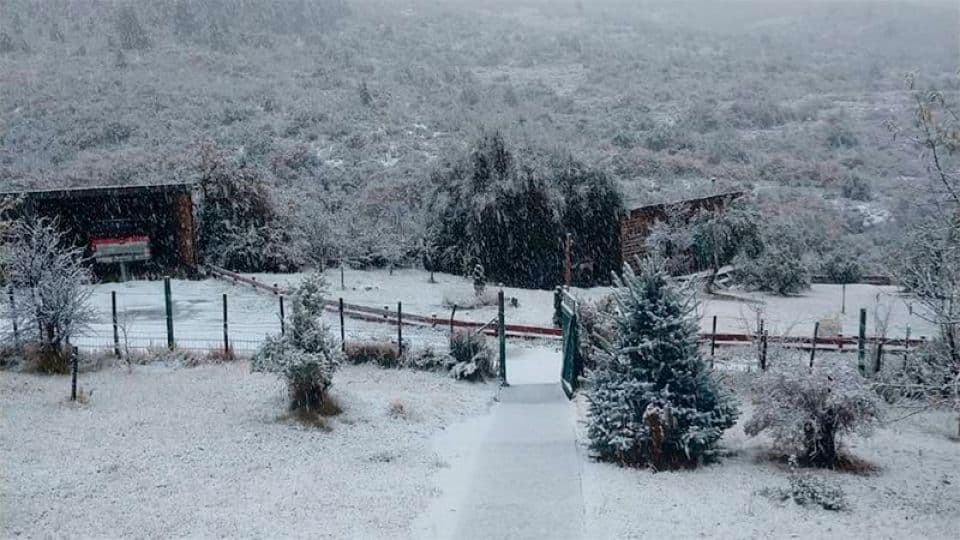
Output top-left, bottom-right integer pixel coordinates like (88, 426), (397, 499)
(841, 283), (847, 315)
(449, 305), (457, 338)
(761, 330), (768, 372)
(9, 286), (20, 353)
(904, 326), (911, 365)
(809, 321), (820, 368)
(111, 291), (120, 358)
(710, 315), (717, 362)
(339, 298), (345, 352)
(857, 308), (867, 374)
(397, 301), (403, 355)
(222, 293), (229, 356)
(279, 295), (286, 336)
(70, 345), (79, 401)
(164, 277), (174, 350)
(874, 339), (884, 375)
(498, 290), (506, 384)
(553, 287), (562, 327)
(757, 319), (764, 366)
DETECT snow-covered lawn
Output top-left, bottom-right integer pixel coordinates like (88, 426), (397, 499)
(249, 268), (935, 339)
(74, 275), (465, 355)
(0, 362), (494, 538)
(7, 268), (929, 358)
(577, 395), (960, 538)
(246, 267), (602, 329)
(698, 284), (936, 340)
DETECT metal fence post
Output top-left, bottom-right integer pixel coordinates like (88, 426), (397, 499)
(111, 291), (120, 358)
(761, 330), (768, 372)
(8, 286), (20, 353)
(449, 305), (457, 339)
(222, 293), (229, 356)
(874, 339), (884, 375)
(164, 277), (174, 350)
(857, 308), (867, 374)
(553, 287), (562, 327)
(70, 345), (79, 401)
(339, 298), (345, 352)
(710, 315), (717, 362)
(397, 301), (403, 355)
(498, 290), (506, 384)
(809, 321), (820, 368)
(904, 326), (911, 365)
(279, 295), (285, 336)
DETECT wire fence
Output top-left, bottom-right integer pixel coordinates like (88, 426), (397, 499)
(0, 270), (936, 366)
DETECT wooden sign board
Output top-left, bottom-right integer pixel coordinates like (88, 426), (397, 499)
(92, 236), (151, 264)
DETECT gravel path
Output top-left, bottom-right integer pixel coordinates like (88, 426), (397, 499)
(1, 362), (495, 538)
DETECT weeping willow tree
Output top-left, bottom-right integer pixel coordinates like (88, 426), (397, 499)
(426, 132), (623, 289)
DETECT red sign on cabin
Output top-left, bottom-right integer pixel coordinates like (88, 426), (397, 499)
(91, 236), (151, 264)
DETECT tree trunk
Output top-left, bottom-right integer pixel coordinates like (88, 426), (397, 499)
(803, 415), (838, 467)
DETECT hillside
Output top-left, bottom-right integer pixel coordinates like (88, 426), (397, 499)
(1, 0), (958, 265)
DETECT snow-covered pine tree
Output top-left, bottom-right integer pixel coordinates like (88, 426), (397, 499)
(586, 257), (738, 469)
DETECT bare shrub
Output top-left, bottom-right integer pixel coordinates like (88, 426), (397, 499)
(759, 468), (850, 512)
(401, 346), (449, 372)
(387, 399), (408, 419)
(22, 343), (70, 374)
(448, 331), (494, 381)
(745, 362), (881, 468)
(344, 341), (400, 367)
(2, 217), (94, 370)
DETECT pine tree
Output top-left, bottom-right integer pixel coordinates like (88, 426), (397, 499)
(585, 258), (738, 469)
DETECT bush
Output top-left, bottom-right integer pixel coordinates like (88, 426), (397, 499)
(821, 247), (863, 284)
(252, 335), (339, 412)
(840, 172), (872, 201)
(744, 362), (881, 468)
(196, 145), (303, 272)
(401, 346), (450, 372)
(448, 331), (495, 381)
(734, 247), (811, 295)
(344, 341), (400, 367)
(824, 115), (859, 148)
(585, 258), (739, 469)
(251, 273), (341, 413)
(22, 343), (71, 374)
(728, 98), (795, 129)
(3, 218), (94, 360)
(760, 470), (849, 511)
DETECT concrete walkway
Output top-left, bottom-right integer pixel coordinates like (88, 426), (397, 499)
(444, 383), (584, 540)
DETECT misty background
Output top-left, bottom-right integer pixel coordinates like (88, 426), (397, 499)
(0, 0), (958, 274)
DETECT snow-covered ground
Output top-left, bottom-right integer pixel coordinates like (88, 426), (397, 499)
(0, 362), (495, 538)
(698, 284), (936, 340)
(70, 275), (465, 355)
(576, 395), (960, 538)
(249, 269), (935, 339)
